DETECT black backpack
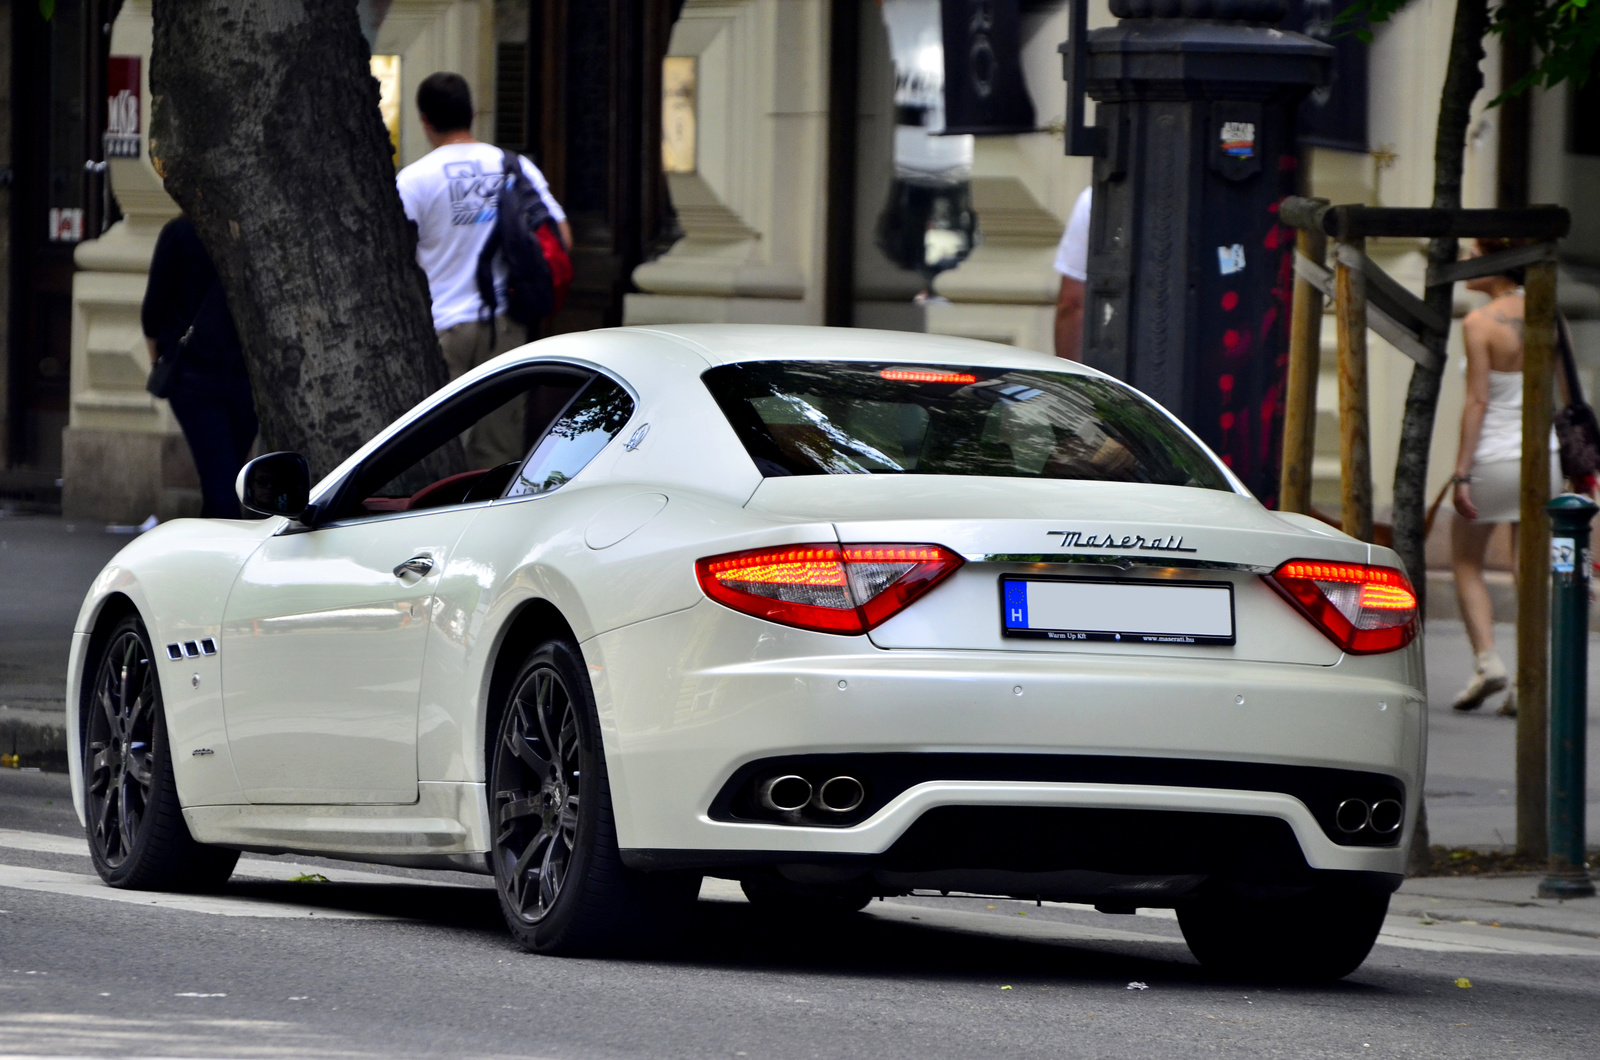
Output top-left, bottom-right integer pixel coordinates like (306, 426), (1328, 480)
(475, 149), (571, 337)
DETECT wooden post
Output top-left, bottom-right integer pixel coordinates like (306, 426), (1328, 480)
(1280, 227), (1327, 514)
(1334, 239), (1373, 541)
(1516, 259), (1557, 860)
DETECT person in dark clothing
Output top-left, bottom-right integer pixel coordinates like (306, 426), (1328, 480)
(141, 215), (259, 519)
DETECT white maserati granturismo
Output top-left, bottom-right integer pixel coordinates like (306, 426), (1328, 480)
(68, 324), (1424, 980)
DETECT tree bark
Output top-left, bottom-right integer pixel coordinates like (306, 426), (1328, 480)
(1394, 0), (1491, 875)
(149, 0), (457, 484)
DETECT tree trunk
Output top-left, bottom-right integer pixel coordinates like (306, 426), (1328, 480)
(149, 0), (457, 484)
(1394, 0), (1491, 875)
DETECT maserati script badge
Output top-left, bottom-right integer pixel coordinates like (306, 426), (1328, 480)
(1045, 530), (1197, 553)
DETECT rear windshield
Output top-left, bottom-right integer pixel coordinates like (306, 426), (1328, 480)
(702, 361), (1231, 491)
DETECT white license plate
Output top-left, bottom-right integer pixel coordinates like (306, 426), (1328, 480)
(1000, 577), (1235, 645)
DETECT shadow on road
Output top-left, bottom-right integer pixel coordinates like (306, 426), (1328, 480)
(211, 877), (1389, 994)
(220, 879), (506, 930)
(672, 900), (1211, 985)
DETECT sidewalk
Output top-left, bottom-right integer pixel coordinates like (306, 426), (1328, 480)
(0, 513), (129, 770)
(1422, 618), (1600, 849)
(1393, 874), (1600, 940)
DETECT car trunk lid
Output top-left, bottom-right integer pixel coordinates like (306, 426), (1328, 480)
(746, 475), (1361, 664)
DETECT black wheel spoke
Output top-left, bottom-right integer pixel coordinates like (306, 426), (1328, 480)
(496, 793), (543, 826)
(505, 727), (553, 782)
(510, 830), (552, 914)
(126, 748), (153, 790)
(97, 681), (119, 737)
(117, 642), (137, 730)
(558, 794), (580, 843)
(95, 785), (118, 849)
(124, 690), (148, 740)
(536, 834), (563, 910)
(117, 777), (140, 854)
(87, 744), (111, 794)
(556, 708), (578, 769)
(534, 673), (560, 756)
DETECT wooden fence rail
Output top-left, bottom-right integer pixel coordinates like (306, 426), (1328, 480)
(1277, 196), (1571, 860)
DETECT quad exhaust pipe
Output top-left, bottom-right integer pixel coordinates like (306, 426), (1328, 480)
(814, 776), (866, 814)
(757, 775), (813, 813)
(1335, 797), (1403, 836)
(756, 774), (867, 815)
(1369, 798), (1403, 834)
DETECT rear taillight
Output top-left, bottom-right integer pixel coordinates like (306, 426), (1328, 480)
(696, 543), (963, 634)
(1267, 560), (1418, 654)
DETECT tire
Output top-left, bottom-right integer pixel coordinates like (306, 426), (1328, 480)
(488, 638), (699, 954)
(740, 871), (873, 916)
(84, 614), (239, 891)
(1178, 883), (1390, 982)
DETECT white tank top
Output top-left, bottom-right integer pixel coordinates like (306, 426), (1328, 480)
(1474, 369), (1557, 467)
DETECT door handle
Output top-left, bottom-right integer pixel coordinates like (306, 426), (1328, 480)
(393, 555), (434, 579)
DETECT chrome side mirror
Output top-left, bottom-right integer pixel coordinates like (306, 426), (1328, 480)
(237, 451), (311, 519)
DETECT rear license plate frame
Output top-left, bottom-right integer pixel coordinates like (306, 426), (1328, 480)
(998, 575), (1236, 646)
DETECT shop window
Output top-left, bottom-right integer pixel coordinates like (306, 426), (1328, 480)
(662, 57), (697, 174)
(370, 54), (402, 167)
(874, 0), (978, 294)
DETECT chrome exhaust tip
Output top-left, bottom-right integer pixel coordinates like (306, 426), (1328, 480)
(814, 776), (866, 814)
(1368, 798), (1403, 834)
(758, 775), (813, 813)
(1335, 798), (1371, 834)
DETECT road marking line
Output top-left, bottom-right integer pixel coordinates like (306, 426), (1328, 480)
(0, 829), (86, 857)
(0, 864), (393, 920)
(0, 828), (473, 888)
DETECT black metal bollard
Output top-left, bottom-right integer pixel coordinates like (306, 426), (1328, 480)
(1060, 0), (1331, 503)
(1540, 493), (1597, 900)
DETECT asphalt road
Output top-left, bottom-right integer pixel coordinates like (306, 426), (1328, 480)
(3, 771), (1598, 1060)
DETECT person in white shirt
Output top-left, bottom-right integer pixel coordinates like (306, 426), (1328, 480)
(397, 71), (571, 467)
(1052, 186), (1091, 362)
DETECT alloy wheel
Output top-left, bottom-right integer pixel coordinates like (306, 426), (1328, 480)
(492, 663), (583, 923)
(85, 630), (158, 868)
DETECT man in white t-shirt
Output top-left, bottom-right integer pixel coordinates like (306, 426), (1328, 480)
(1052, 186), (1091, 361)
(397, 71), (571, 467)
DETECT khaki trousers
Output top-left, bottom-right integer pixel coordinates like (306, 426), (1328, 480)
(438, 316), (526, 469)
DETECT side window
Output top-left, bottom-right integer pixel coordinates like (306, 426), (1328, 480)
(504, 376), (635, 498)
(328, 368), (588, 522)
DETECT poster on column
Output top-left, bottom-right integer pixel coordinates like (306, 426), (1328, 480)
(105, 57), (142, 159)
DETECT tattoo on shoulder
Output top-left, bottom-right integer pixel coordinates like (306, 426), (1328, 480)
(1490, 311), (1525, 337)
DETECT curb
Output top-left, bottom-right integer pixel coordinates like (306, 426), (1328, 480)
(0, 707), (69, 773)
(1388, 901), (1600, 940)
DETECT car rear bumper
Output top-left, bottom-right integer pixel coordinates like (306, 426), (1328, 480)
(587, 602), (1425, 882)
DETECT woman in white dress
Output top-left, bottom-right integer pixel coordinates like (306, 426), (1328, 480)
(1448, 241), (1558, 714)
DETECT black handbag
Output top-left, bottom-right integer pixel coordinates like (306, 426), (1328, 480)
(1554, 315), (1600, 489)
(145, 324), (192, 399)
(146, 280), (223, 399)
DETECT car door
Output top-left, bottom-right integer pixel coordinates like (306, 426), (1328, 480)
(220, 512), (478, 804)
(220, 363), (591, 804)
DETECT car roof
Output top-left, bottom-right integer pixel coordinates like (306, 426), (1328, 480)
(608, 324), (1103, 375)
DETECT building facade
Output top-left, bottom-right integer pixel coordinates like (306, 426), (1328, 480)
(619, 0), (1600, 523)
(4, 0), (1596, 525)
